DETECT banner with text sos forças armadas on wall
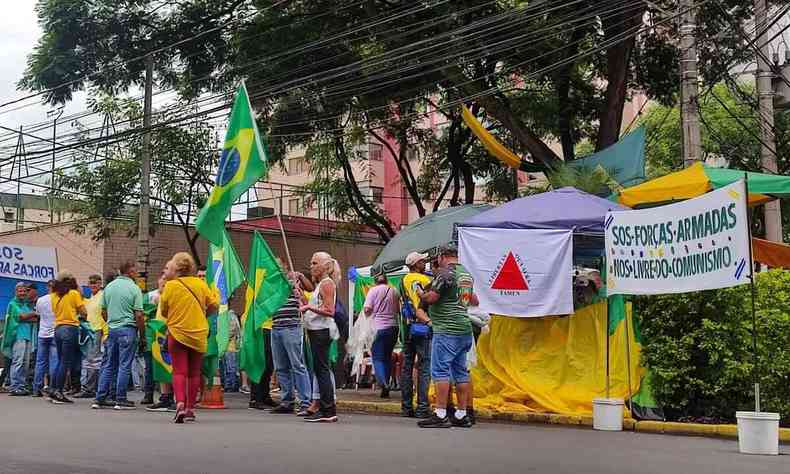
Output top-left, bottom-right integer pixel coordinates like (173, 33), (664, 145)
(0, 244), (58, 283)
(605, 180), (751, 296)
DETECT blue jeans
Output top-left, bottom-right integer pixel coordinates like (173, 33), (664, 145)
(401, 332), (432, 414)
(430, 333), (473, 383)
(371, 326), (399, 388)
(96, 326), (137, 402)
(10, 339), (33, 391)
(54, 325), (80, 392)
(221, 352), (239, 392)
(33, 336), (58, 393)
(271, 325), (311, 409)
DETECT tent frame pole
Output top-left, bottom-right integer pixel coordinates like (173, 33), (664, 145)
(744, 173), (760, 413)
(605, 297), (610, 399)
(624, 303), (633, 413)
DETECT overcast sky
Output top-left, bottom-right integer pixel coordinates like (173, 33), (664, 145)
(0, 1), (88, 132)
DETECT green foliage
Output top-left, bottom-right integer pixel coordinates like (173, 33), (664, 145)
(635, 270), (790, 424)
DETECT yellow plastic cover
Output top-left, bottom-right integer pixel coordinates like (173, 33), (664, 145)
(471, 301), (644, 416)
(461, 105), (522, 169)
(617, 162), (711, 207)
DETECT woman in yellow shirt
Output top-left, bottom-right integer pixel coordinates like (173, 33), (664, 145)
(160, 252), (219, 423)
(50, 271), (87, 405)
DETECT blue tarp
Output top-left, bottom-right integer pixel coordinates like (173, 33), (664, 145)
(568, 126), (646, 190)
(458, 187), (628, 233)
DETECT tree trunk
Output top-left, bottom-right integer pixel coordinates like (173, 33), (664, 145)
(443, 65), (562, 170)
(368, 129), (426, 218)
(595, 7), (645, 151)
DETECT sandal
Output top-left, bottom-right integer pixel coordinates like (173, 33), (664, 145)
(173, 403), (186, 424)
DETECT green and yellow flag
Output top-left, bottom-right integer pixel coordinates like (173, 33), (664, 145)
(239, 231), (291, 384)
(206, 229), (245, 356)
(196, 83), (270, 245)
(146, 319), (173, 383)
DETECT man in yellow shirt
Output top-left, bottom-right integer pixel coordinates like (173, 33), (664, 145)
(400, 252), (433, 419)
(75, 275), (105, 399)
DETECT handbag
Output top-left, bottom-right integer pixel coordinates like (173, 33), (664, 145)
(400, 280), (430, 337)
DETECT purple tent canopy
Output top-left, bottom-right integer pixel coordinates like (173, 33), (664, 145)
(458, 187), (628, 233)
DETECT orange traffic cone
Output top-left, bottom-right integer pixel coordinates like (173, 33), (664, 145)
(198, 374), (226, 409)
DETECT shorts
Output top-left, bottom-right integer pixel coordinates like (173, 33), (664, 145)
(430, 333), (473, 384)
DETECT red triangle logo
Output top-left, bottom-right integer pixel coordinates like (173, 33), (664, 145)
(491, 251), (529, 291)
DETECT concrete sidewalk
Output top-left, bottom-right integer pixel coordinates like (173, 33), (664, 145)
(333, 388), (790, 443)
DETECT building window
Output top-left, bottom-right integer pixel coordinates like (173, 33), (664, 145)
(371, 186), (383, 203)
(3, 211), (13, 223)
(369, 143), (383, 161)
(288, 156), (307, 175)
(288, 198), (300, 216)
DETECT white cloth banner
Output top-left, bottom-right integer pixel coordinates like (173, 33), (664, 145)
(0, 243), (58, 282)
(605, 180), (751, 296)
(458, 227), (573, 318)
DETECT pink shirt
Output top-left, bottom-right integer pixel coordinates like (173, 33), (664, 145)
(364, 284), (400, 331)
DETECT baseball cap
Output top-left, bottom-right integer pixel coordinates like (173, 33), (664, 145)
(405, 252), (429, 266)
(438, 242), (458, 256)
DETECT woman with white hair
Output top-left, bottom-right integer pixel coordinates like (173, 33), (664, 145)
(299, 251), (341, 423)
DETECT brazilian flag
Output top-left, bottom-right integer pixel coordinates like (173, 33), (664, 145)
(196, 83), (270, 246)
(146, 319), (173, 383)
(239, 231), (291, 384)
(206, 229), (245, 356)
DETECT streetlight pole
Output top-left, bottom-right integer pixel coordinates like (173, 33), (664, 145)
(136, 56), (154, 287)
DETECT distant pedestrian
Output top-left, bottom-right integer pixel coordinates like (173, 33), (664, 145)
(76, 274), (105, 399)
(159, 253), (218, 423)
(299, 251), (341, 423)
(92, 262), (144, 411)
(400, 252), (433, 418)
(32, 280), (58, 397)
(221, 309), (241, 393)
(51, 271), (88, 404)
(3, 282), (39, 396)
(364, 270), (400, 398)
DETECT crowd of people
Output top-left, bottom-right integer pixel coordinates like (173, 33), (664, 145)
(0, 244), (483, 428)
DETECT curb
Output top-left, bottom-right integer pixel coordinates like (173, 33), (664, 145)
(336, 400), (789, 443)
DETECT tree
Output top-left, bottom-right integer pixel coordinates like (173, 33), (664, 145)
(639, 82), (790, 240)
(51, 94), (215, 265)
(23, 0), (787, 238)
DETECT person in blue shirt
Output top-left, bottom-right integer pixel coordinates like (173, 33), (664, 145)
(6, 283), (39, 396)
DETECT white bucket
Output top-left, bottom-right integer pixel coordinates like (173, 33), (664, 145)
(593, 398), (624, 431)
(736, 411), (780, 455)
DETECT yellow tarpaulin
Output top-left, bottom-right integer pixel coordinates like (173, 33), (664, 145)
(471, 301), (644, 416)
(461, 105), (522, 169)
(617, 162), (711, 208)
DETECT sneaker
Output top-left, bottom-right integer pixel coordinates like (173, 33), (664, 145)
(91, 399), (114, 409)
(417, 414), (451, 428)
(415, 410), (432, 419)
(146, 400), (174, 412)
(261, 397), (277, 407)
(296, 409), (313, 417)
(304, 412), (338, 423)
(9, 389), (30, 396)
(74, 391), (95, 399)
(401, 408), (415, 418)
(468, 409), (477, 426)
(451, 415), (473, 428)
(31, 391), (44, 398)
(114, 400), (136, 410)
(270, 404), (294, 414)
(239, 386), (251, 394)
(248, 401), (269, 411)
(58, 392), (74, 404)
(140, 394), (154, 405)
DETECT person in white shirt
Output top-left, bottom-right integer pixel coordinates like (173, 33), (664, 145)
(32, 280), (57, 397)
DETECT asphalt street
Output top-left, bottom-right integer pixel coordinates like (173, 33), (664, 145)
(0, 392), (786, 474)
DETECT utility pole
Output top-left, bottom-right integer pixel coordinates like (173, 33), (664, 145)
(136, 56), (153, 286)
(47, 107), (64, 223)
(755, 0), (783, 242)
(679, 0), (702, 167)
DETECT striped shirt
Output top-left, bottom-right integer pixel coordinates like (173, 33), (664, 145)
(272, 295), (301, 328)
